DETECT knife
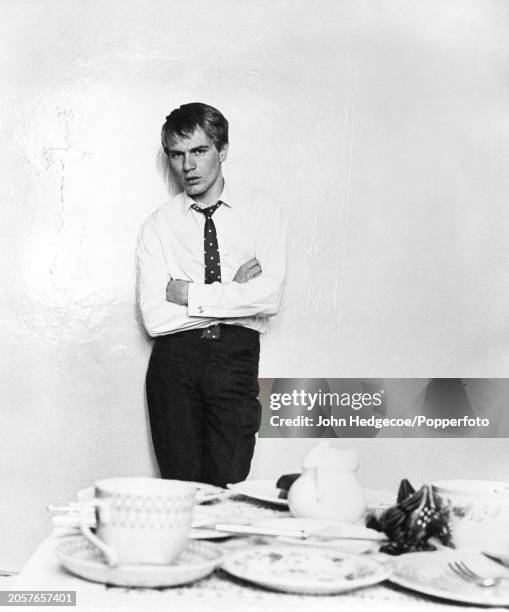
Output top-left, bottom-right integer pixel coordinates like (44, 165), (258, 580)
(200, 522), (386, 541)
(482, 551), (509, 568)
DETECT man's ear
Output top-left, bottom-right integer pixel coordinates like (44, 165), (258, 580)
(219, 143), (229, 163)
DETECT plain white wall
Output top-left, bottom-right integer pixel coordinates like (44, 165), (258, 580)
(1, 0), (509, 568)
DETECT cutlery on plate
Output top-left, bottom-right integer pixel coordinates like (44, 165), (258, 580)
(482, 552), (509, 568)
(195, 522), (385, 541)
(211, 523), (308, 538)
(448, 560), (509, 588)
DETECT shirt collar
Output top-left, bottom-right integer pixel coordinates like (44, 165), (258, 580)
(182, 180), (233, 215)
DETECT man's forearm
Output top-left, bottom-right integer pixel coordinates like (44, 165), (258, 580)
(166, 276), (282, 319)
(187, 274), (284, 318)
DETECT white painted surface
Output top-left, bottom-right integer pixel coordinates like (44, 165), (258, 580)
(1, 0), (509, 568)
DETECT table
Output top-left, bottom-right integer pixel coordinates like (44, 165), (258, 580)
(11, 495), (506, 611)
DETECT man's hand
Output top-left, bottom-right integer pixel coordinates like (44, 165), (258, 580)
(166, 279), (190, 306)
(233, 258), (262, 283)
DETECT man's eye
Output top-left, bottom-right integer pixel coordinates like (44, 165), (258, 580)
(195, 149), (207, 155)
(170, 152), (182, 159)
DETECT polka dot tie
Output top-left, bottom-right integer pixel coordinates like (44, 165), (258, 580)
(191, 201), (222, 339)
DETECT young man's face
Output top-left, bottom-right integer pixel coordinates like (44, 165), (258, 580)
(165, 127), (228, 204)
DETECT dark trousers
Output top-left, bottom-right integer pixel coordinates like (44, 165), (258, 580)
(146, 324), (261, 488)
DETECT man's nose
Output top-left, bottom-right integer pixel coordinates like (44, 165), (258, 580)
(183, 154), (196, 172)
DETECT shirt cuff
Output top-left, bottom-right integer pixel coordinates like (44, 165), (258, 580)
(187, 283), (209, 317)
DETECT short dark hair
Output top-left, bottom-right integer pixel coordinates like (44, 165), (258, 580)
(161, 103), (229, 154)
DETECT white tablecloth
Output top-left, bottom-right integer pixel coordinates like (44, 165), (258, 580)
(11, 496), (507, 612)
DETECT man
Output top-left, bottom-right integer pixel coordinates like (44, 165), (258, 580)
(137, 102), (286, 487)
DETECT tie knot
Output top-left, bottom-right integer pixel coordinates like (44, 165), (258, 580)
(192, 201), (222, 217)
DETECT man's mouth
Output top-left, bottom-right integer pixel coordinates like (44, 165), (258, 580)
(185, 177), (201, 184)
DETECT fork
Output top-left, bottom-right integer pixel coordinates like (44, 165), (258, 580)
(448, 560), (509, 588)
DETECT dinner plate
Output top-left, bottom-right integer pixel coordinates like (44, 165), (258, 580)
(222, 544), (390, 595)
(56, 535), (223, 588)
(227, 480), (289, 506)
(227, 479), (395, 512)
(389, 550), (509, 606)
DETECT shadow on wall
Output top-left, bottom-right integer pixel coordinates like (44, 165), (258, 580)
(133, 237), (158, 473)
(156, 146), (181, 197)
(133, 144), (171, 341)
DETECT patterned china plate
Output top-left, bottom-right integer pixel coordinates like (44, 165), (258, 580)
(56, 535), (223, 588)
(221, 545), (391, 595)
(390, 550), (509, 606)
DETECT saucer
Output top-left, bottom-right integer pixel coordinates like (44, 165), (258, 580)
(56, 535), (223, 588)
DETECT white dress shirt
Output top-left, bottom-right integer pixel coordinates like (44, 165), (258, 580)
(137, 181), (287, 336)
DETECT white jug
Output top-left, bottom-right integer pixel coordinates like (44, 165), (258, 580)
(288, 442), (366, 522)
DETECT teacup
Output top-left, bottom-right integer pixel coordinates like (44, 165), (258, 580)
(432, 479), (509, 550)
(79, 477), (195, 566)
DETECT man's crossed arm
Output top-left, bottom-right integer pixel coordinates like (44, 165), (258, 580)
(166, 258), (262, 306)
(138, 196), (286, 335)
